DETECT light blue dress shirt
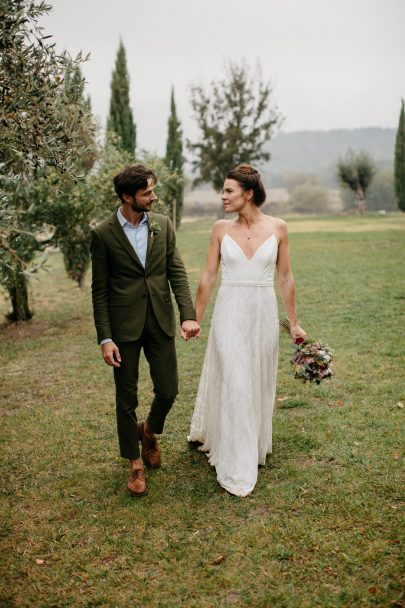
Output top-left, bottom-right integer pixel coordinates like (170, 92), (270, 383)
(117, 207), (148, 268)
(100, 208), (149, 345)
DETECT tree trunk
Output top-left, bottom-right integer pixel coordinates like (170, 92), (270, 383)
(78, 271), (86, 289)
(6, 268), (33, 322)
(355, 188), (367, 214)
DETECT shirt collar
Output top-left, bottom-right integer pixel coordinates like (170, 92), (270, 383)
(117, 207), (148, 228)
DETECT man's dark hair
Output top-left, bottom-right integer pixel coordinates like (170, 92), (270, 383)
(113, 164), (158, 201)
(226, 164), (266, 207)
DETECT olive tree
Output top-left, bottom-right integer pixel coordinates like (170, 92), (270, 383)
(337, 150), (376, 214)
(0, 0), (95, 320)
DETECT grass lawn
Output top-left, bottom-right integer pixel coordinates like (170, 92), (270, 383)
(0, 214), (404, 607)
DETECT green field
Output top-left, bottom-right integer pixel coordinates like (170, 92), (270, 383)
(1, 215), (404, 607)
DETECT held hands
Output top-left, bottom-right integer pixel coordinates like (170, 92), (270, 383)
(180, 320), (201, 341)
(289, 323), (307, 344)
(101, 341), (122, 367)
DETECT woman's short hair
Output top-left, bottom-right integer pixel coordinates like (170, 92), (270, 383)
(226, 164), (266, 207)
(113, 163), (157, 201)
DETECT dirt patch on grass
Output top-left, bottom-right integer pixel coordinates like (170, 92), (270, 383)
(0, 319), (59, 343)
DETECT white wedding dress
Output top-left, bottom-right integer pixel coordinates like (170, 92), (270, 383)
(188, 225), (279, 496)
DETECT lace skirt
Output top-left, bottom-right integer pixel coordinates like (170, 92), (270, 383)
(188, 283), (279, 496)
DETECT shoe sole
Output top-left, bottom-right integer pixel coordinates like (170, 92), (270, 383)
(128, 488), (148, 498)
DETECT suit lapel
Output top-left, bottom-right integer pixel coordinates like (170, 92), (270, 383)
(108, 212), (144, 269)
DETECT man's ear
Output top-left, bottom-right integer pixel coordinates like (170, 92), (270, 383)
(122, 193), (133, 205)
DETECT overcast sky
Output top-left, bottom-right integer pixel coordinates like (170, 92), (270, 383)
(41, 0), (405, 156)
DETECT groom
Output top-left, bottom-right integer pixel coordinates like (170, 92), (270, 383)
(90, 163), (199, 497)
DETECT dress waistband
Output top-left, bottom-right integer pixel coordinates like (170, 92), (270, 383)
(221, 280), (274, 287)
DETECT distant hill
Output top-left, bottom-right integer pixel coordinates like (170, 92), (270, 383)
(264, 127), (395, 186)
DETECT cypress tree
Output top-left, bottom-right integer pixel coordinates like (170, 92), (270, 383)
(394, 99), (405, 212)
(107, 40), (136, 157)
(165, 87), (184, 227)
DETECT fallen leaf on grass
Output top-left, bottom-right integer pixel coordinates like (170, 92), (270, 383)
(329, 400), (344, 407)
(212, 555), (226, 565)
(35, 559), (45, 565)
(396, 401), (404, 408)
(277, 396), (289, 402)
(368, 586), (377, 595)
(323, 566), (338, 577)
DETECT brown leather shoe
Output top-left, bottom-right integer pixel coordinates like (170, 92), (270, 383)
(127, 465), (147, 497)
(138, 421), (161, 469)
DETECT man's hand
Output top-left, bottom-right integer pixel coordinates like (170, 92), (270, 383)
(101, 341), (122, 367)
(180, 320), (201, 341)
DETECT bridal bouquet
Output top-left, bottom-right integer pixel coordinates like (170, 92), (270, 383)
(279, 317), (334, 385)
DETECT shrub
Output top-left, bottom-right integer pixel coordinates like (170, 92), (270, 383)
(367, 170), (398, 211)
(289, 183), (330, 214)
(283, 172), (323, 194)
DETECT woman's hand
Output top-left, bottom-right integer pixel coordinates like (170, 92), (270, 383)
(289, 323), (307, 344)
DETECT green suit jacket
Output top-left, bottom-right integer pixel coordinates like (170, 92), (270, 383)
(90, 211), (196, 343)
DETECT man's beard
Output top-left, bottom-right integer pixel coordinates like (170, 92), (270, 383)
(131, 203), (147, 213)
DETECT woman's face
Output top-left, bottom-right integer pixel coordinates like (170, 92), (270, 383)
(221, 179), (252, 213)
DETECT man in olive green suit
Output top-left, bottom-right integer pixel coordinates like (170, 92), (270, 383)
(91, 164), (199, 497)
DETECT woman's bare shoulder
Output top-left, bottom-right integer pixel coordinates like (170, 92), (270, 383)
(213, 218), (228, 228)
(265, 215), (288, 232)
(206, 219), (227, 245)
(212, 219), (228, 234)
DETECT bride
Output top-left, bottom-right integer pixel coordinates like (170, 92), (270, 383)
(188, 164), (306, 496)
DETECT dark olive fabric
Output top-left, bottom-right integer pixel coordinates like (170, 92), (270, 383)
(90, 211), (195, 344)
(113, 301), (178, 459)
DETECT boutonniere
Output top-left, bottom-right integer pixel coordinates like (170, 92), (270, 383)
(149, 220), (161, 238)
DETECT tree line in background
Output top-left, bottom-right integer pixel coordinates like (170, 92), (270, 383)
(280, 138), (403, 215)
(0, 0), (404, 322)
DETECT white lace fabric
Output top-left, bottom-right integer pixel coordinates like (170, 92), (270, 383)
(188, 232), (279, 496)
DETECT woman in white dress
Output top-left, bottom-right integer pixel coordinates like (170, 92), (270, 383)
(188, 164), (306, 497)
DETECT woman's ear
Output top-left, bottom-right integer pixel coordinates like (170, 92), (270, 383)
(245, 189), (254, 203)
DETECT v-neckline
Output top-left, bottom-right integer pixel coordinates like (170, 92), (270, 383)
(224, 233), (276, 261)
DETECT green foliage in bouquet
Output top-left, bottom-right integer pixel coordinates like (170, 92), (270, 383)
(279, 316), (334, 385)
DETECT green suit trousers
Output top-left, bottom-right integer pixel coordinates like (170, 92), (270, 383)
(113, 298), (178, 460)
